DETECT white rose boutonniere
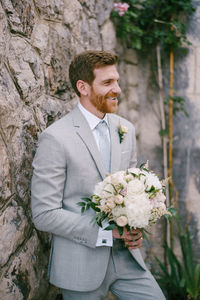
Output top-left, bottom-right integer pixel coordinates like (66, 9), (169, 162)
(118, 122), (128, 143)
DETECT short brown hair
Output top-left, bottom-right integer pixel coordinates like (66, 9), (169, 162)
(69, 50), (118, 96)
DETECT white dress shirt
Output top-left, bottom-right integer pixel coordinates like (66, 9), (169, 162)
(78, 101), (113, 247)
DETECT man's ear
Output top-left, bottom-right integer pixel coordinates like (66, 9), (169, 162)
(76, 80), (90, 96)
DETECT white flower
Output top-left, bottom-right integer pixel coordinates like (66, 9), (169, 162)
(90, 163), (169, 231)
(106, 199), (116, 209)
(155, 191), (166, 203)
(126, 178), (145, 196)
(157, 202), (167, 211)
(125, 196), (151, 228)
(150, 197), (159, 208)
(114, 194), (124, 205)
(112, 206), (127, 218)
(103, 183), (115, 195)
(100, 199), (106, 206)
(110, 171), (126, 186)
(94, 181), (106, 197)
(128, 167), (140, 175)
(144, 172), (162, 191)
(118, 124), (128, 143)
(124, 173), (133, 183)
(116, 216), (128, 227)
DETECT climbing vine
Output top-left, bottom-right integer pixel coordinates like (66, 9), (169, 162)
(111, 0), (195, 255)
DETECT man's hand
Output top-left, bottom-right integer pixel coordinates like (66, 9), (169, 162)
(112, 227), (143, 250)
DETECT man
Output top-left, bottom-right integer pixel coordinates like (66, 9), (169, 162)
(31, 50), (165, 300)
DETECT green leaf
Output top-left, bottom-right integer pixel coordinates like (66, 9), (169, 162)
(159, 129), (169, 136)
(168, 207), (178, 217)
(86, 203), (90, 210)
(81, 197), (92, 202)
(141, 228), (150, 243)
(117, 226), (124, 236)
(139, 162), (146, 168)
(105, 224), (116, 231)
(77, 202), (86, 207)
(90, 202), (100, 212)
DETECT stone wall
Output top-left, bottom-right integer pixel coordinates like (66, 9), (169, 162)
(0, 1), (122, 299)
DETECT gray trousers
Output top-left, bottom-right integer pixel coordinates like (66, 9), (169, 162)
(61, 240), (166, 300)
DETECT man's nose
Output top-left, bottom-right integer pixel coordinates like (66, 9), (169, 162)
(113, 82), (121, 94)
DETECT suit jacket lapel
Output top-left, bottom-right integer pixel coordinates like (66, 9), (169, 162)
(72, 106), (106, 179)
(108, 115), (121, 173)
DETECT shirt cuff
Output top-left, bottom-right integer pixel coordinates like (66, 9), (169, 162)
(96, 220), (113, 247)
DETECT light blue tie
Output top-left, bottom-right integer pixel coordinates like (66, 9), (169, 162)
(96, 120), (111, 173)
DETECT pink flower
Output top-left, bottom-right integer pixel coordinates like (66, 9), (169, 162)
(150, 198), (159, 208)
(119, 187), (127, 197)
(114, 195), (124, 205)
(114, 2), (130, 16)
(116, 215), (128, 227)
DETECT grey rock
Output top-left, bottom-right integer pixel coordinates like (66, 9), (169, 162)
(0, 206), (29, 267)
(34, 0), (64, 21)
(1, 0), (35, 38)
(96, 0), (114, 26)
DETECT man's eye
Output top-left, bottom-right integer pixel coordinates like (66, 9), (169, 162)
(104, 81), (111, 85)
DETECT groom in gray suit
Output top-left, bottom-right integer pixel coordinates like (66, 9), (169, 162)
(31, 50), (165, 299)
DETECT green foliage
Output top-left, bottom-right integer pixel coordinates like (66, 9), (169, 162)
(155, 212), (200, 300)
(111, 0), (195, 52)
(77, 197), (100, 214)
(165, 95), (189, 117)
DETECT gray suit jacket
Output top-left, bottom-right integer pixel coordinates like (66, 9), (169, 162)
(31, 105), (147, 291)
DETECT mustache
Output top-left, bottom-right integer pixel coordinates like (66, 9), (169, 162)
(105, 92), (118, 98)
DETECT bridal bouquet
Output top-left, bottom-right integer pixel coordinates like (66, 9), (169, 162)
(78, 162), (170, 235)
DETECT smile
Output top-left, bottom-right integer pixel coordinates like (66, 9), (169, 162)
(106, 97), (118, 101)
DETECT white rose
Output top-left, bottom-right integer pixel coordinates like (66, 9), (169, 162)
(103, 175), (112, 184)
(128, 167), (140, 175)
(124, 174), (133, 183)
(116, 216), (128, 227)
(127, 179), (145, 196)
(103, 183), (115, 195)
(120, 125), (128, 133)
(112, 206), (127, 218)
(94, 181), (106, 197)
(106, 199), (116, 209)
(110, 171), (126, 187)
(114, 195), (124, 205)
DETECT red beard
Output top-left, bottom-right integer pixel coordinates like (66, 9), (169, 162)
(90, 88), (118, 114)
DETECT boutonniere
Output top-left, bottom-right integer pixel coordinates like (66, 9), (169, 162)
(118, 122), (128, 143)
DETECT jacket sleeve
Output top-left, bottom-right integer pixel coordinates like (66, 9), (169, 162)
(31, 131), (99, 248)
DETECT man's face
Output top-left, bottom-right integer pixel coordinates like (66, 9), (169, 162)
(88, 65), (121, 114)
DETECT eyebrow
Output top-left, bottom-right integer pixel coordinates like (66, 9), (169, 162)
(102, 77), (120, 83)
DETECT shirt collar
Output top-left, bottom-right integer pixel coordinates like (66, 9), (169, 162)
(78, 101), (109, 130)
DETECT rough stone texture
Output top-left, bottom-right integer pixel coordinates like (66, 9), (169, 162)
(1, 0), (35, 37)
(0, 0), (125, 299)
